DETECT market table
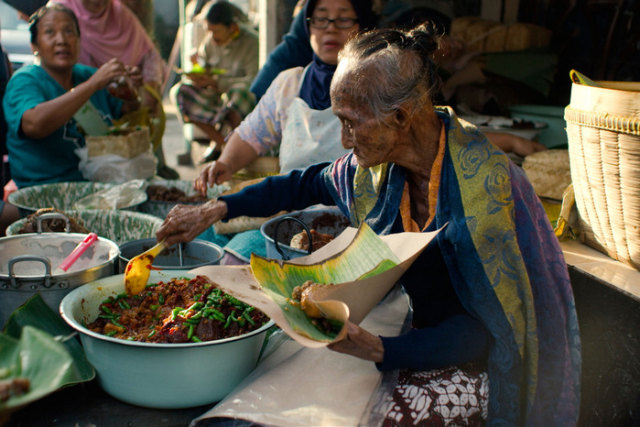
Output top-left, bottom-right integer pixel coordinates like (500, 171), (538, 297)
(4, 284), (410, 427)
(6, 379), (211, 426)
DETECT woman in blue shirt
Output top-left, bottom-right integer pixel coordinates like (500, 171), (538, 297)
(3, 4), (141, 188)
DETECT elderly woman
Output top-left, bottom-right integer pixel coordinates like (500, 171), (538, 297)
(157, 25), (580, 424)
(3, 4), (141, 188)
(196, 0), (376, 184)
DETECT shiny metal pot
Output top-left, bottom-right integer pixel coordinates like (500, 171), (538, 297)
(0, 232), (119, 326)
(260, 206), (350, 260)
(118, 238), (224, 273)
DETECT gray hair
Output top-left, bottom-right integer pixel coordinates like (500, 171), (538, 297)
(332, 24), (441, 122)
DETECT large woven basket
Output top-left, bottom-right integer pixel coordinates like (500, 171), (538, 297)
(565, 79), (640, 269)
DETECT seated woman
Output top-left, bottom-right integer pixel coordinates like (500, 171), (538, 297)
(171, 0), (259, 164)
(190, 0), (374, 261)
(0, 38), (20, 234)
(157, 24), (580, 424)
(196, 0), (376, 184)
(3, 4), (141, 189)
(53, 0), (177, 179)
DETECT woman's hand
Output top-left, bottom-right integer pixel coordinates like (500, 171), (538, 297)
(194, 134), (260, 196)
(187, 73), (218, 90)
(156, 199), (228, 246)
(88, 58), (128, 91)
(510, 135), (547, 157)
(327, 322), (384, 363)
(21, 58), (129, 138)
(486, 132), (547, 157)
(194, 161), (233, 196)
(126, 65), (144, 89)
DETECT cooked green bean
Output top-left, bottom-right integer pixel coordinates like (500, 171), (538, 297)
(187, 324), (194, 340)
(111, 319), (125, 328)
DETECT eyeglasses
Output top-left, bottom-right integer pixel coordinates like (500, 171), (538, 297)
(307, 17), (358, 29)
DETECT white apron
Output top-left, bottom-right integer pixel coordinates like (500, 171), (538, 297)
(278, 73), (348, 174)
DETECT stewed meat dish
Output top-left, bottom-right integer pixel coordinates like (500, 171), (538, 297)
(87, 275), (269, 343)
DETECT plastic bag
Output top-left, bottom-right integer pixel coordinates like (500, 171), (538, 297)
(76, 146), (157, 183)
(72, 179), (148, 210)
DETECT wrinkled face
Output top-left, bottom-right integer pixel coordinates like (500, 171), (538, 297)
(81, 0), (111, 15)
(207, 22), (237, 46)
(309, 0), (360, 65)
(33, 10), (79, 72)
(332, 81), (398, 169)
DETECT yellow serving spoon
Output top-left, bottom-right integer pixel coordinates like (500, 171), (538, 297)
(123, 240), (166, 295)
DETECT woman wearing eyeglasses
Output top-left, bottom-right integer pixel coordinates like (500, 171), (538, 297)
(187, 0), (374, 263)
(195, 0), (375, 186)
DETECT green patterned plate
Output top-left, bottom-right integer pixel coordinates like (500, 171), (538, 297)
(8, 182), (146, 216)
(140, 179), (228, 219)
(6, 210), (163, 245)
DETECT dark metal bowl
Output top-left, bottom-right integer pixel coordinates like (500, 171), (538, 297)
(118, 238), (224, 272)
(260, 206), (350, 260)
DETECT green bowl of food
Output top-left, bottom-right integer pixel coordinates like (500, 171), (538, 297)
(140, 179), (227, 219)
(59, 270), (274, 408)
(8, 181), (147, 217)
(6, 209), (163, 245)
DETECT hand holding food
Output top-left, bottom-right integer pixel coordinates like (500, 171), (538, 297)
(195, 161), (233, 195)
(187, 72), (218, 90)
(107, 76), (138, 101)
(156, 199), (228, 246)
(126, 65), (144, 88)
(89, 58), (129, 91)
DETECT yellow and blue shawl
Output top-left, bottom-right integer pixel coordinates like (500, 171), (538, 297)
(322, 107), (581, 424)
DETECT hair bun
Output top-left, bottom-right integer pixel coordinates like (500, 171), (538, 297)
(406, 24), (440, 57)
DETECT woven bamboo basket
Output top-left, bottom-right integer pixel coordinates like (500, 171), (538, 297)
(565, 79), (640, 269)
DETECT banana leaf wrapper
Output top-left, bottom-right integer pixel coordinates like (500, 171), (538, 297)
(0, 295), (95, 415)
(191, 223), (442, 348)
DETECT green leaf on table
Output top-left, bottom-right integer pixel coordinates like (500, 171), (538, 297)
(0, 326), (88, 412)
(1, 294), (95, 412)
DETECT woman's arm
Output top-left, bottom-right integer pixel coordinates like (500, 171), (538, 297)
(195, 68), (303, 195)
(487, 132), (547, 157)
(20, 59), (129, 139)
(220, 162), (334, 218)
(329, 313), (489, 371)
(194, 132), (259, 194)
(157, 198), (229, 246)
(160, 162), (334, 246)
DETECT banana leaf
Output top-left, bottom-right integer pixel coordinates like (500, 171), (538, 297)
(250, 223), (400, 342)
(0, 294), (95, 414)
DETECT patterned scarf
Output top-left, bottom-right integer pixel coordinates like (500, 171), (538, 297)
(322, 106), (581, 424)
